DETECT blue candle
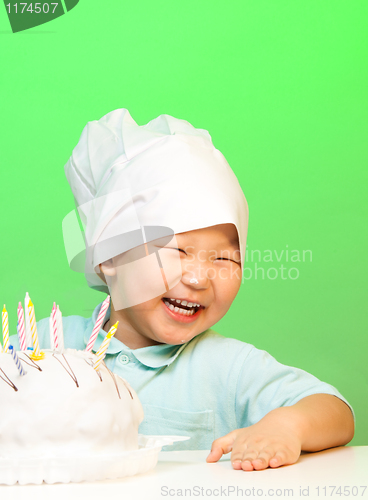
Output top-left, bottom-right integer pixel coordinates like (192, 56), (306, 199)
(9, 345), (27, 376)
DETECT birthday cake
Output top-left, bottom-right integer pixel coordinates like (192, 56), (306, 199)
(0, 348), (144, 460)
(0, 295), (150, 484)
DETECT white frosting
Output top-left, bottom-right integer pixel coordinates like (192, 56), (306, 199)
(0, 349), (144, 459)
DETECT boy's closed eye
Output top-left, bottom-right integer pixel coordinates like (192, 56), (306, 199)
(155, 246), (241, 265)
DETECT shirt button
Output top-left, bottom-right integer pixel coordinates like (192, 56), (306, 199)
(119, 354), (129, 365)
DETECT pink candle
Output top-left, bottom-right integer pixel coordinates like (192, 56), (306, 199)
(56, 305), (64, 351)
(86, 295), (111, 352)
(17, 302), (27, 351)
(51, 302), (58, 350)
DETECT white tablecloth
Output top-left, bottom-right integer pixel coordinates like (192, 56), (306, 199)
(1, 446), (367, 500)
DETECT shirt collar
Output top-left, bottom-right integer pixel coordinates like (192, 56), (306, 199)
(83, 300), (188, 368)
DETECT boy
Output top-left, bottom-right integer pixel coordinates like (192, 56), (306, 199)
(11, 108), (355, 471)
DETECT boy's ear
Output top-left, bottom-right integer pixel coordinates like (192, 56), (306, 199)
(99, 259), (116, 277)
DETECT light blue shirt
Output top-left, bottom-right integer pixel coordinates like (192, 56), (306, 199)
(9, 301), (355, 451)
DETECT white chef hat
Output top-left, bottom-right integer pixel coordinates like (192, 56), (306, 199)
(63, 108), (249, 299)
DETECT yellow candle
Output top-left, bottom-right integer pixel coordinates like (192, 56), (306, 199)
(2, 305), (9, 353)
(94, 321), (119, 372)
(28, 300), (44, 360)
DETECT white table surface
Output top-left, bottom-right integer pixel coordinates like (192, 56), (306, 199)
(1, 446), (367, 500)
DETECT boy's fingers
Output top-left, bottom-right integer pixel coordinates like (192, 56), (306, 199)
(251, 447), (276, 470)
(269, 450), (288, 468)
(231, 448), (258, 470)
(206, 448), (223, 463)
(206, 431), (238, 463)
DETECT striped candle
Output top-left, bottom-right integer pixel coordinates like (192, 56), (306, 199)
(2, 305), (9, 353)
(56, 305), (64, 351)
(86, 295), (110, 352)
(24, 293), (33, 349)
(17, 302), (27, 351)
(0, 340), (3, 353)
(50, 302), (58, 350)
(28, 299), (42, 358)
(93, 321), (119, 372)
(9, 345), (27, 376)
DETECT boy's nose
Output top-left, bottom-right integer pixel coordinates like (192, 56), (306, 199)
(181, 271), (209, 289)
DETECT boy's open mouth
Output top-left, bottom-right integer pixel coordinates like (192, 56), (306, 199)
(161, 297), (203, 317)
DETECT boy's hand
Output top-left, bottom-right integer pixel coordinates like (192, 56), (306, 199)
(206, 394), (355, 471)
(206, 407), (302, 471)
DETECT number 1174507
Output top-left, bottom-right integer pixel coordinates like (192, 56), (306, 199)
(5, 3), (59, 14)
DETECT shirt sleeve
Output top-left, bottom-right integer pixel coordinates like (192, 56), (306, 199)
(235, 345), (356, 428)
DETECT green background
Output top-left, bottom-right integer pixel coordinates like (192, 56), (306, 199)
(0, 1), (367, 446)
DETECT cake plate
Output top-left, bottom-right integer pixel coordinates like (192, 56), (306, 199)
(0, 434), (190, 485)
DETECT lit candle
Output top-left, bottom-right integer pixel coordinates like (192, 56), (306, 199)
(9, 345), (27, 376)
(17, 302), (27, 351)
(56, 305), (64, 351)
(86, 295), (110, 352)
(2, 305), (9, 353)
(28, 299), (43, 360)
(93, 321), (119, 372)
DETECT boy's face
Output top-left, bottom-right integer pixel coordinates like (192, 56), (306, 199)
(101, 223), (242, 348)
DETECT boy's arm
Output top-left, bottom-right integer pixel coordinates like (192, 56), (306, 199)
(207, 393), (355, 470)
(281, 393), (354, 451)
